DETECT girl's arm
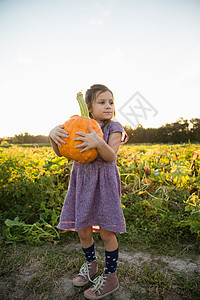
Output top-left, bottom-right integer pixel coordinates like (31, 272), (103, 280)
(49, 136), (62, 157)
(74, 126), (121, 162)
(96, 132), (121, 162)
(49, 125), (68, 157)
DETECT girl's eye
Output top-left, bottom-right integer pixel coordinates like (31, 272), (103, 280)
(98, 101), (114, 104)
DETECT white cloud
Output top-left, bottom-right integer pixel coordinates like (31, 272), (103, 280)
(89, 0), (114, 25)
(17, 53), (32, 66)
(92, 0), (113, 17)
(89, 17), (104, 25)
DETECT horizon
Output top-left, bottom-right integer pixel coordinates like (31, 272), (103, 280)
(0, 0), (200, 137)
(1, 115), (199, 139)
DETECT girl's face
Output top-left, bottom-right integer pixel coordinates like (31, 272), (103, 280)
(89, 91), (115, 123)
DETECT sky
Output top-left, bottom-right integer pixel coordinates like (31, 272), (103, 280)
(0, 0), (200, 137)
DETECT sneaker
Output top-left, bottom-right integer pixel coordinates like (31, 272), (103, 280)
(72, 260), (98, 287)
(84, 271), (119, 299)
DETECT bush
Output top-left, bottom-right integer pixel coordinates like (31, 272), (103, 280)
(0, 144), (200, 246)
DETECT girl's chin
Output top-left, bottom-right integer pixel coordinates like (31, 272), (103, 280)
(102, 117), (112, 121)
(102, 114), (113, 119)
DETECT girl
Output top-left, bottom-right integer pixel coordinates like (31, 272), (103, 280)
(49, 84), (128, 299)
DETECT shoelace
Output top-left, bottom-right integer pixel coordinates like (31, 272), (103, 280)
(91, 273), (106, 293)
(78, 262), (94, 283)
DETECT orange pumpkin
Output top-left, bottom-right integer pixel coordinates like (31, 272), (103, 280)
(58, 92), (103, 163)
(141, 178), (152, 185)
(144, 165), (151, 176)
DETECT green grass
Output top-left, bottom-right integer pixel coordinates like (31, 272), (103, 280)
(0, 238), (200, 299)
(1, 144), (200, 298)
(0, 143), (51, 148)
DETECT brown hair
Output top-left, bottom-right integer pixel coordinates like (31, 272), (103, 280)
(85, 84), (115, 132)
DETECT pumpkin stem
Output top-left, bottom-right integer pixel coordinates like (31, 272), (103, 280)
(76, 92), (90, 119)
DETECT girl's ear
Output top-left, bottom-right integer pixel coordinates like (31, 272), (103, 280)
(112, 103), (116, 117)
(88, 106), (93, 118)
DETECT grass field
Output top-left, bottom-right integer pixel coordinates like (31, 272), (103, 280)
(0, 144), (200, 299)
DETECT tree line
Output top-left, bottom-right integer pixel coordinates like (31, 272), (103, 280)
(124, 118), (200, 144)
(1, 132), (50, 145)
(1, 118), (200, 145)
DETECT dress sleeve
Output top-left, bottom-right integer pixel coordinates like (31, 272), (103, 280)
(109, 121), (129, 144)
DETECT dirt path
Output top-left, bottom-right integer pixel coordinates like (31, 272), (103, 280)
(1, 243), (200, 299)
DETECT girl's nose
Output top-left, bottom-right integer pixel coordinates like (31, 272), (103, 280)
(105, 102), (111, 108)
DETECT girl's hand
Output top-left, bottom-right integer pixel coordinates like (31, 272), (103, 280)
(74, 125), (101, 153)
(49, 125), (68, 147)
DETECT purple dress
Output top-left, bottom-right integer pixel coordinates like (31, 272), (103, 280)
(57, 121), (127, 234)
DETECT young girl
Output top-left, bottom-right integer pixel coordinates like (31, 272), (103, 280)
(49, 84), (128, 299)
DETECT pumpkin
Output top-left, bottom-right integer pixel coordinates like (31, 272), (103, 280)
(141, 178), (152, 185)
(144, 166), (151, 176)
(58, 92), (103, 163)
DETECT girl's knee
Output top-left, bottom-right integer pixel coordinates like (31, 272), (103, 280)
(100, 228), (115, 242)
(78, 226), (92, 241)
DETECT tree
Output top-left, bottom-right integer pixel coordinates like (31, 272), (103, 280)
(123, 118), (200, 144)
(13, 133), (24, 144)
(190, 118), (200, 142)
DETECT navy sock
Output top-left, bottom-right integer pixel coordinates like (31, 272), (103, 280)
(105, 247), (119, 274)
(82, 243), (96, 262)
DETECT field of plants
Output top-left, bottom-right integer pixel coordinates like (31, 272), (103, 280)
(1, 143), (200, 299)
(0, 143), (200, 249)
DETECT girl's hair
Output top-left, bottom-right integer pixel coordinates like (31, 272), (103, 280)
(85, 84), (115, 132)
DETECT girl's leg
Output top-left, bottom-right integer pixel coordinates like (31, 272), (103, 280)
(99, 228), (118, 251)
(100, 228), (119, 274)
(78, 226), (93, 249)
(84, 228), (119, 299)
(78, 226), (96, 263)
(73, 226), (98, 287)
